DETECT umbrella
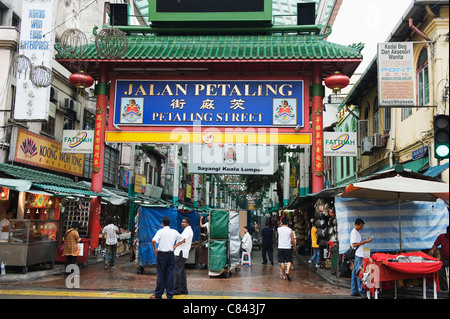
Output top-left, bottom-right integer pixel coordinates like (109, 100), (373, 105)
(340, 174), (449, 251)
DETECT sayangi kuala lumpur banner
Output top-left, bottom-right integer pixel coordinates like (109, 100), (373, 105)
(113, 79), (304, 128)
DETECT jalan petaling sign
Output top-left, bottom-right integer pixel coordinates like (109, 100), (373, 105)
(113, 80), (304, 127)
(323, 132), (357, 157)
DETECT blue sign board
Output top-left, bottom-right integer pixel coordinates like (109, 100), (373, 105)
(113, 80), (304, 127)
(412, 146), (428, 160)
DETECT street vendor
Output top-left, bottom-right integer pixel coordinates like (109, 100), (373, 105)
(350, 218), (372, 297)
(429, 226), (449, 291)
(0, 210), (14, 241)
(241, 226), (253, 253)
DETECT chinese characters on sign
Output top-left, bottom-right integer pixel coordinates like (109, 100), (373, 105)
(92, 110), (103, 173)
(14, 0), (57, 121)
(14, 128), (85, 177)
(314, 112), (323, 176)
(114, 80), (304, 127)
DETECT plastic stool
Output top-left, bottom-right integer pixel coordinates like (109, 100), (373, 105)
(241, 251), (251, 266)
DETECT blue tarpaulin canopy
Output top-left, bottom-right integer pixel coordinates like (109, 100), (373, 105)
(137, 205), (200, 266)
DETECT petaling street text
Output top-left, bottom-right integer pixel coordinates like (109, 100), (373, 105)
(152, 112), (264, 123)
(124, 83), (294, 97)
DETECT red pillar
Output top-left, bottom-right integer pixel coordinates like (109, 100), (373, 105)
(88, 63), (108, 251)
(311, 63), (324, 194)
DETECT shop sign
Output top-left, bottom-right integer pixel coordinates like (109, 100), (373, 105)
(26, 193), (51, 208)
(134, 174), (146, 194)
(13, 128), (85, 177)
(92, 111), (103, 173)
(188, 144), (277, 175)
(412, 146), (427, 160)
(314, 113), (323, 176)
(323, 132), (357, 157)
(113, 80), (304, 128)
(123, 169), (130, 188)
(145, 184), (163, 198)
(62, 130), (94, 153)
(14, 0), (57, 121)
(377, 42), (415, 107)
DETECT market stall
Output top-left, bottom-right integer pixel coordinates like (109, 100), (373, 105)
(208, 209), (241, 278)
(361, 252), (442, 299)
(0, 219), (59, 273)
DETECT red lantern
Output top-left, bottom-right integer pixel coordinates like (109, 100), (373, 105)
(69, 71), (94, 93)
(325, 71), (350, 94)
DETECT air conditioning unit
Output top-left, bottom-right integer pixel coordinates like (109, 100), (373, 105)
(361, 136), (374, 155)
(58, 101), (67, 113)
(63, 98), (78, 113)
(373, 133), (384, 148)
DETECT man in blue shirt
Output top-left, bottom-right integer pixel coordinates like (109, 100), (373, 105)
(261, 221), (274, 265)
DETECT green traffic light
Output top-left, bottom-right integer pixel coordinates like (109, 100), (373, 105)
(435, 143), (449, 159)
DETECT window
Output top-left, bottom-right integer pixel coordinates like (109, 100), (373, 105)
(417, 48), (429, 106)
(41, 116), (55, 136)
(384, 107), (391, 131)
(373, 98), (379, 134)
(63, 116), (74, 130)
(402, 107), (412, 120)
(83, 109), (96, 130)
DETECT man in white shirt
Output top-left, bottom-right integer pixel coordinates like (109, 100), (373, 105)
(102, 216), (119, 270)
(350, 218), (372, 297)
(277, 217), (295, 281)
(151, 216), (184, 299)
(174, 217), (193, 295)
(241, 226), (253, 253)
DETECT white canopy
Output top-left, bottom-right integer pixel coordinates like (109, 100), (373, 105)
(340, 175), (449, 202)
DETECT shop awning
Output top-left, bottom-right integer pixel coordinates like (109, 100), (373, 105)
(306, 186), (347, 197)
(78, 181), (127, 205)
(0, 163), (105, 197)
(0, 178), (32, 192)
(423, 162), (449, 178)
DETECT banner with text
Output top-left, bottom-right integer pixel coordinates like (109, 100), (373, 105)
(188, 144), (277, 175)
(14, 0), (57, 121)
(113, 80), (304, 127)
(377, 42), (415, 107)
(13, 128), (85, 177)
(323, 132), (357, 157)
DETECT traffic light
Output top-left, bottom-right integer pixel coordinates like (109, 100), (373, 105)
(433, 114), (449, 160)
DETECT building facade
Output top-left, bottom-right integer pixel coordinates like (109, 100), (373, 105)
(344, 1), (449, 183)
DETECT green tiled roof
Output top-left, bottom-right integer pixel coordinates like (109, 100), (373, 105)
(55, 34), (363, 61)
(0, 163), (104, 197)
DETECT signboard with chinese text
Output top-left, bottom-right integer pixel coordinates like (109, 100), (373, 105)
(14, 0), (57, 121)
(92, 112), (103, 173)
(314, 113), (323, 176)
(113, 80), (304, 128)
(377, 42), (415, 107)
(13, 128), (85, 177)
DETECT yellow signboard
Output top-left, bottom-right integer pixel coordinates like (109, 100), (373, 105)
(106, 131), (311, 145)
(14, 128), (85, 177)
(134, 174), (146, 194)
